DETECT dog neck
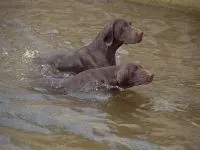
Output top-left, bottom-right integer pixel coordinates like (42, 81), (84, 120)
(106, 39), (123, 65)
(89, 36), (123, 65)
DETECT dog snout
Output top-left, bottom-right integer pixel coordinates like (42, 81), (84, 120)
(136, 29), (143, 43)
(144, 70), (154, 81)
(148, 72), (154, 82)
(138, 29), (143, 36)
(150, 74), (154, 81)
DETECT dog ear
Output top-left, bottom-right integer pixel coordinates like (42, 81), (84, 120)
(117, 68), (129, 85)
(103, 20), (115, 47)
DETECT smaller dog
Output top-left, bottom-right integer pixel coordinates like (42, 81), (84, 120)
(39, 63), (153, 94)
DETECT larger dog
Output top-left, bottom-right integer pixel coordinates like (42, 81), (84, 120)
(36, 18), (143, 74)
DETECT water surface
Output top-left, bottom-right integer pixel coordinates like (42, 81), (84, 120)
(0, 0), (200, 150)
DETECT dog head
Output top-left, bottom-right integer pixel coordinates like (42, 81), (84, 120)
(117, 63), (153, 88)
(103, 18), (143, 46)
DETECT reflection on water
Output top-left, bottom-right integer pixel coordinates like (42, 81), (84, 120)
(0, 0), (200, 149)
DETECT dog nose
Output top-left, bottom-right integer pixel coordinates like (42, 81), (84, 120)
(136, 30), (143, 43)
(151, 74), (154, 79)
(150, 74), (154, 81)
(145, 70), (154, 81)
(139, 31), (143, 37)
(137, 29), (143, 36)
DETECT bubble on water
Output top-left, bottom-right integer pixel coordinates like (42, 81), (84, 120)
(40, 29), (59, 35)
(195, 83), (200, 86)
(117, 49), (129, 55)
(63, 41), (72, 45)
(2, 48), (8, 56)
(20, 77), (25, 81)
(81, 38), (92, 46)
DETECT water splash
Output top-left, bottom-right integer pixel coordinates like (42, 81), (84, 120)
(22, 47), (39, 63)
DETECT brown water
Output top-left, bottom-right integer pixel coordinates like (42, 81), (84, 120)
(0, 0), (200, 150)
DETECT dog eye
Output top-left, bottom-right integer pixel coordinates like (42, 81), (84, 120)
(129, 21), (132, 26)
(123, 22), (128, 27)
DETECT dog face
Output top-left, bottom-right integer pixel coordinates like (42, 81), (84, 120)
(104, 19), (143, 46)
(117, 63), (154, 88)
